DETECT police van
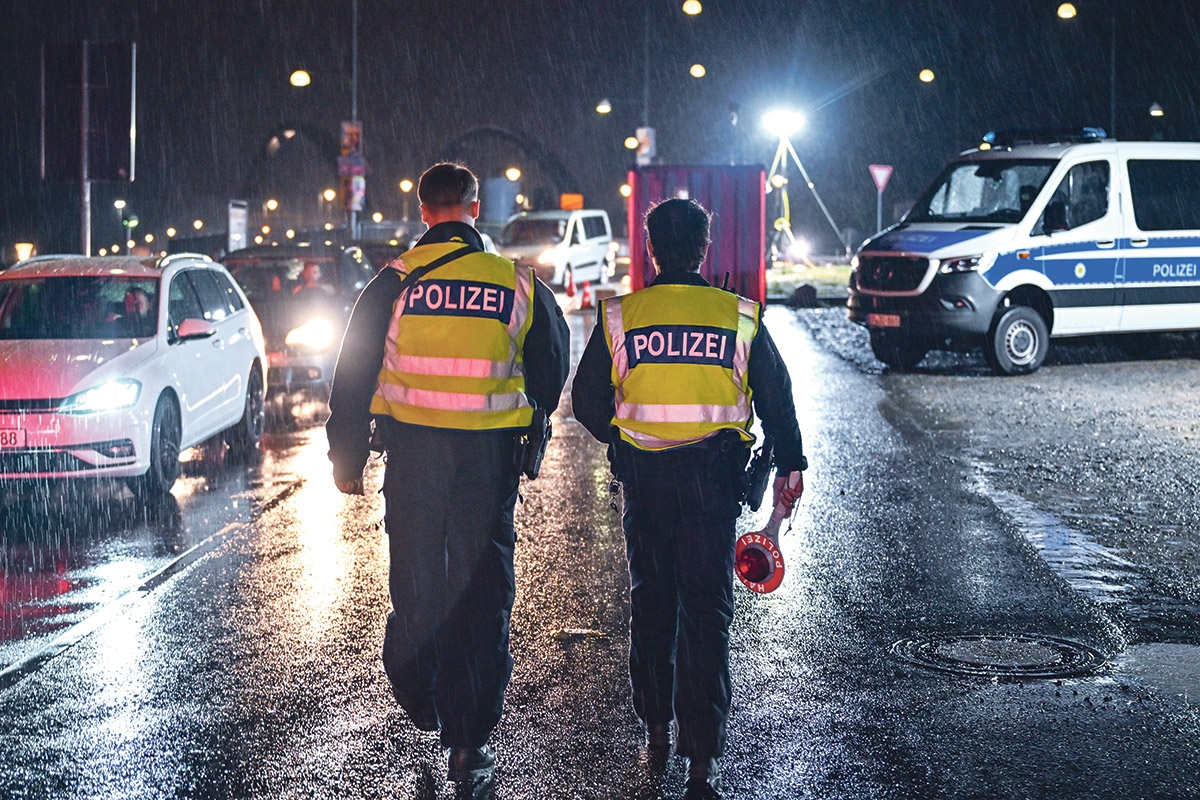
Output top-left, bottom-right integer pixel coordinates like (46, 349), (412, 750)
(846, 129), (1200, 374)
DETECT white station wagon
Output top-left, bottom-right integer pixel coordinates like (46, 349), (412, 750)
(0, 253), (267, 494)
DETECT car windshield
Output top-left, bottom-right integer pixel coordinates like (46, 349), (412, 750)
(0, 276), (159, 340)
(907, 159), (1057, 224)
(224, 255), (343, 300)
(499, 218), (567, 246)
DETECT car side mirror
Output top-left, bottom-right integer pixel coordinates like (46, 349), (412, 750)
(176, 317), (217, 340)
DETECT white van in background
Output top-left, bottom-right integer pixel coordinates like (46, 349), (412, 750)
(497, 209), (614, 289)
(847, 129), (1200, 374)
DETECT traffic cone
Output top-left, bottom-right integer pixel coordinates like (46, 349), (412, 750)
(580, 281), (594, 309)
(565, 271), (576, 297)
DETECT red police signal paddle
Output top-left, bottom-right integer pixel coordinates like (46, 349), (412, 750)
(735, 472), (800, 593)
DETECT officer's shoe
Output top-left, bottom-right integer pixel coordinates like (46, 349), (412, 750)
(683, 757), (724, 800)
(447, 744), (496, 785)
(645, 721), (673, 749)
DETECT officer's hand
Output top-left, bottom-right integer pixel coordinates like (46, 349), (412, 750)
(772, 471), (804, 513)
(336, 477), (365, 496)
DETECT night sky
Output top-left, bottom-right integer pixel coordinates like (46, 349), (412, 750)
(3, 0), (1200, 257)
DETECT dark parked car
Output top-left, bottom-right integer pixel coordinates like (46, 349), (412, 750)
(222, 243), (373, 424)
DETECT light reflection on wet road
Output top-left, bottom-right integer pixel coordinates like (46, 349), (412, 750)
(0, 305), (1198, 799)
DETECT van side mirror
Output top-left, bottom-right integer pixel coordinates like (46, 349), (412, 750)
(1041, 200), (1070, 233)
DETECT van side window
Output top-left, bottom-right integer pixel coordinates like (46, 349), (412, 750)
(1128, 159), (1200, 231)
(583, 215), (607, 239)
(1035, 161), (1109, 234)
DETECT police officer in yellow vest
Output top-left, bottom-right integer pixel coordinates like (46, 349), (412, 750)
(326, 163), (569, 790)
(572, 198), (806, 800)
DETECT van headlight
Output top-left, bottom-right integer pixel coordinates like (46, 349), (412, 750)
(536, 249), (557, 265)
(285, 318), (336, 350)
(59, 379), (142, 414)
(938, 253), (997, 274)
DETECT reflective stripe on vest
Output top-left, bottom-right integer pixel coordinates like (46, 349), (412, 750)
(370, 244), (535, 430)
(603, 282), (759, 451)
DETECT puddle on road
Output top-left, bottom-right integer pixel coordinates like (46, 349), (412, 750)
(1114, 643), (1200, 706)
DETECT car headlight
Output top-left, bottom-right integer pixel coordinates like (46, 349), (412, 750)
(536, 248), (558, 265)
(284, 318), (336, 350)
(938, 253), (997, 274)
(59, 379), (142, 414)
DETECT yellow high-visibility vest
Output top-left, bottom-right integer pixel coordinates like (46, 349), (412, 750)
(371, 242), (536, 430)
(602, 282), (759, 451)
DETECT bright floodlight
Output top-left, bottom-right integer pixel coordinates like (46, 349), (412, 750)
(788, 239), (810, 261)
(763, 109), (805, 138)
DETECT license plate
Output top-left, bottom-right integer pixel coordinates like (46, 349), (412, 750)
(867, 313), (901, 328)
(0, 428), (27, 448)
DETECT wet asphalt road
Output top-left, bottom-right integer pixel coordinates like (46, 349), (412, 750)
(2, 304), (1199, 799)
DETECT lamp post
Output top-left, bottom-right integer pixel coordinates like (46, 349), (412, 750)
(762, 109), (843, 258)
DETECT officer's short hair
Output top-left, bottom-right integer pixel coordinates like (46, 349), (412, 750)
(418, 162), (479, 208)
(645, 198), (711, 273)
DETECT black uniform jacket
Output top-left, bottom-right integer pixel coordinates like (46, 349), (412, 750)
(326, 221), (570, 485)
(571, 270), (807, 473)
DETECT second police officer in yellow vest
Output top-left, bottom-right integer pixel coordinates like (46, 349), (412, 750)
(573, 198), (807, 800)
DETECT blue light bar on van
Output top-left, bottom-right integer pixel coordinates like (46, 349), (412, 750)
(979, 127), (1108, 149)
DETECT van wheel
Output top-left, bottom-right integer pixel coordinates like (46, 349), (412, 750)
(131, 395), (181, 495)
(985, 305), (1049, 375)
(869, 330), (926, 370)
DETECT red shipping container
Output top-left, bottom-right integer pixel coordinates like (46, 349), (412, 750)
(627, 165), (766, 303)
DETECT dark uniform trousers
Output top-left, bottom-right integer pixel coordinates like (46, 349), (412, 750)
(379, 420), (519, 749)
(615, 434), (748, 761)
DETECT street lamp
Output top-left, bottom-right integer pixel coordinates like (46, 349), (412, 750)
(682, 0), (702, 14)
(289, 69), (311, 87)
(919, 68), (935, 83)
(1149, 102), (1164, 117)
(505, 167), (522, 182)
(399, 178), (414, 222)
(689, 63), (706, 79)
(193, 219), (204, 231)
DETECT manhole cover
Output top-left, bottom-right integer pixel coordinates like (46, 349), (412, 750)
(891, 634), (1105, 678)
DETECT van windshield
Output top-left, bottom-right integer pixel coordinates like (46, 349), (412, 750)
(499, 218), (567, 246)
(907, 159), (1057, 224)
